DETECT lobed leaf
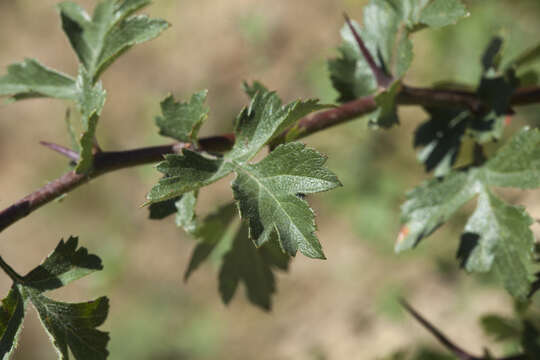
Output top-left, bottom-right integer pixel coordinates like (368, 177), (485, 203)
(400, 128), (540, 297)
(156, 90), (209, 143)
(58, 0), (169, 81)
(0, 59), (78, 101)
(0, 237), (109, 359)
(148, 89), (339, 259)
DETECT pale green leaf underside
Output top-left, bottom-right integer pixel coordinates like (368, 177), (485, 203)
(461, 189), (534, 299)
(156, 90), (209, 143)
(399, 128), (540, 297)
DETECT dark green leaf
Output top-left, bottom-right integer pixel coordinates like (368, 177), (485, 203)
(23, 288), (109, 360)
(219, 223), (289, 310)
(522, 321), (540, 357)
(156, 90), (209, 143)
(480, 314), (522, 342)
(243, 81), (269, 99)
(0, 288), (25, 359)
(0, 59), (77, 101)
(23, 236), (102, 292)
(184, 203), (238, 281)
(414, 108), (470, 176)
(148, 197), (180, 220)
(232, 142), (341, 258)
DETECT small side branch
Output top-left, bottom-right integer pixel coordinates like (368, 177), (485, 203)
(40, 141), (80, 161)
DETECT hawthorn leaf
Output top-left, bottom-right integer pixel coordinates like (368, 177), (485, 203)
(480, 314), (522, 342)
(0, 59), (78, 101)
(147, 150), (231, 203)
(400, 128), (540, 297)
(184, 203), (238, 281)
(148, 197), (180, 220)
(418, 0), (468, 28)
(22, 288), (109, 360)
(328, 0), (467, 101)
(23, 236), (103, 292)
(369, 81), (402, 128)
(0, 288), (25, 359)
(397, 171), (479, 252)
(75, 69), (106, 173)
(175, 191), (198, 233)
(459, 189), (535, 299)
(228, 91), (326, 163)
(483, 127), (540, 189)
(232, 142), (341, 258)
(148, 91), (339, 259)
(0, 237), (109, 359)
(219, 223), (289, 310)
(414, 108), (470, 176)
(522, 321), (540, 357)
(509, 42), (540, 69)
(58, 0), (169, 81)
(243, 81), (269, 99)
(156, 90), (209, 143)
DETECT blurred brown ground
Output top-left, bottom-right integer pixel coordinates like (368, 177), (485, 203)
(0, 0), (539, 359)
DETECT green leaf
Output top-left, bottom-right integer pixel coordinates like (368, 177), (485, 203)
(184, 203), (239, 281)
(418, 0), (468, 28)
(74, 69), (106, 173)
(219, 223), (289, 310)
(175, 191), (198, 233)
(480, 314), (522, 342)
(22, 288), (109, 360)
(58, 0), (169, 81)
(232, 142), (341, 258)
(328, 0), (467, 102)
(156, 90), (209, 143)
(522, 321), (540, 357)
(397, 171), (478, 252)
(24, 237), (103, 292)
(183, 204), (290, 310)
(228, 90), (326, 163)
(243, 81), (269, 99)
(459, 189), (535, 299)
(0, 288), (25, 359)
(148, 91), (339, 259)
(0, 237), (109, 359)
(400, 128), (540, 297)
(369, 80), (401, 128)
(483, 128), (540, 189)
(148, 196), (180, 220)
(0, 59), (78, 101)
(509, 42), (540, 69)
(414, 108), (470, 176)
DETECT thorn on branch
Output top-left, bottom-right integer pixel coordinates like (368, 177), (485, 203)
(40, 141), (80, 162)
(343, 12), (393, 89)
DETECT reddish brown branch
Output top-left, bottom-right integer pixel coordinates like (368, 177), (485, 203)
(401, 300), (527, 360)
(1, 84), (540, 234)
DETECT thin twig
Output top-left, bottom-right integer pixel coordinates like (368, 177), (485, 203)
(1, 84), (540, 234)
(400, 299), (482, 360)
(400, 300), (528, 360)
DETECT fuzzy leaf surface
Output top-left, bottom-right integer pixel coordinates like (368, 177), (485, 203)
(232, 142), (341, 258)
(329, 0), (467, 102)
(156, 90), (209, 143)
(58, 0), (169, 81)
(0, 59), (77, 101)
(0, 237), (109, 359)
(400, 128), (540, 297)
(148, 91), (339, 258)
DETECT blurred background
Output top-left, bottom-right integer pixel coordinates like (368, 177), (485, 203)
(0, 0), (539, 359)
